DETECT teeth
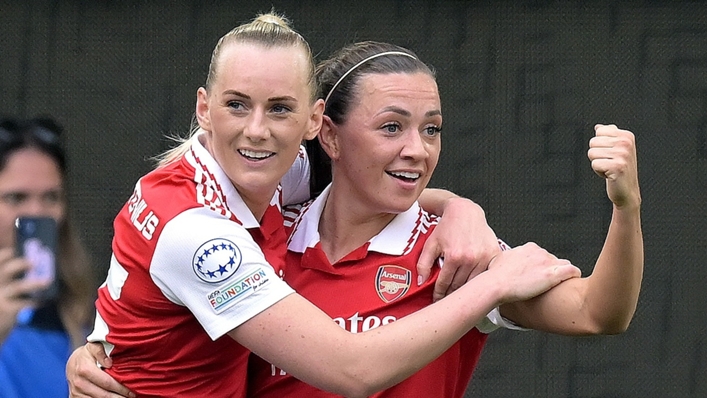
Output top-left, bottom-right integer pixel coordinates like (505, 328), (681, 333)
(239, 149), (273, 159)
(389, 171), (420, 179)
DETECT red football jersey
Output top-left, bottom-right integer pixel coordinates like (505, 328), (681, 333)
(248, 186), (492, 398)
(88, 135), (304, 396)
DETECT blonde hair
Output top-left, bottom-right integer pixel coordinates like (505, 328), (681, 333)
(156, 12), (316, 167)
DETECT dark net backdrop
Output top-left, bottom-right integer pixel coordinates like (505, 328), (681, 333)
(1, 0), (705, 397)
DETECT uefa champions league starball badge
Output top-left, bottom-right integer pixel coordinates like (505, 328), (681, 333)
(192, 238), (242, 283)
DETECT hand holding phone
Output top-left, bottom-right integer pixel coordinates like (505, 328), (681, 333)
(14, 216), (58, 301)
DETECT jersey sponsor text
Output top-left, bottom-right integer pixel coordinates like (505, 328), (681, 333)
(268, 311), (398, 377)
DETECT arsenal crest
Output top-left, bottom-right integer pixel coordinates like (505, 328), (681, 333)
(376, 265), (411, 303)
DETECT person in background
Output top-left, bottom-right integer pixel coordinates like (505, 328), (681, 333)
(64, 12), (579, 398)
(0, 116), (95, 398)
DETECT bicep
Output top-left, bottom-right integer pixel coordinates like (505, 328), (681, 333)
(499, 277), (595, 335)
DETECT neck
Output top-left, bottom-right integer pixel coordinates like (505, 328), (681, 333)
(239, 189), (273, 222)
(319, 184), (395, 263)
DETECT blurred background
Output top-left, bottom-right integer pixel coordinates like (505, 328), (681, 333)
(1, 0), (705, 396)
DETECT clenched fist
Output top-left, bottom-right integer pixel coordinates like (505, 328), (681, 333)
(588, 124), (641, 209)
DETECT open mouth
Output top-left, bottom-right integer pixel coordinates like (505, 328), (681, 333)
(238, 149), (275, 160)
(386, 171), (421, 182)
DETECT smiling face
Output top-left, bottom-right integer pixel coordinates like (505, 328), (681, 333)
(325, 72), (441, 215)
(196, 42), (322, 214)
(0, 148), (65, 250)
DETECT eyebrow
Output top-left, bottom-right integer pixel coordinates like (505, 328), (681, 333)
(378, 106), (442, 118)
(223, 90), (250, 99)
(269, 96), (298, 103)
(222, 90), (298, 103)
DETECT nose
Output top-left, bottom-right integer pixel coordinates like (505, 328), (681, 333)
(20, 198), (47, 216)
(400, 130), (429, 160)
(18, 196), (62, 219)
(243, 111), (271, 142)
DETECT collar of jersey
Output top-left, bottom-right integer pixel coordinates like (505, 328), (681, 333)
(287, 184), (425, 256)
(188, 132), (280, 229)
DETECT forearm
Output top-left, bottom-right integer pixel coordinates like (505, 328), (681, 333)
(234, 273), (503, 397)
(0, 305), (21, 346)
(349, 273), (502, 392)
(583, 204), (643, 332)
(418, 188), (461, 216)
(580, 125), (643, 332)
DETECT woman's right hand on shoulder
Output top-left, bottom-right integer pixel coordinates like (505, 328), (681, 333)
(488, 242), (581, 304)
(66, 342), (135, 398)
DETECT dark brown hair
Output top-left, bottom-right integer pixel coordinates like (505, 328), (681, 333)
(307, 41), (436, 195)
(0, 116), (94, 347)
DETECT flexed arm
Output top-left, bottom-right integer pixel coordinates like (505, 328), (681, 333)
(500, 124), (643, 335)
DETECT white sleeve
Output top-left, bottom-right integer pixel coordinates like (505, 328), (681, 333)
(149, 207), (295, 340)
(474, 238), (530, 334)
(281, 145), (311, 205)
(475, 307), (529, 334)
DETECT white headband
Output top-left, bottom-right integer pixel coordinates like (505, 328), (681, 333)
(323, 51), (418, 106)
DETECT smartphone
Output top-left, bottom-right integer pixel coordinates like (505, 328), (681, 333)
(14, 216), (59, 301)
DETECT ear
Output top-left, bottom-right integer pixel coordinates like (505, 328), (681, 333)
(318, 115), (341, 160)
(303, 99), (324, 141)
(195, 87), (211, 131)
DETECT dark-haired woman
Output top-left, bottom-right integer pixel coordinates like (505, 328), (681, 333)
(247, 40), (643, 397)
(0, 116), (95, 398)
